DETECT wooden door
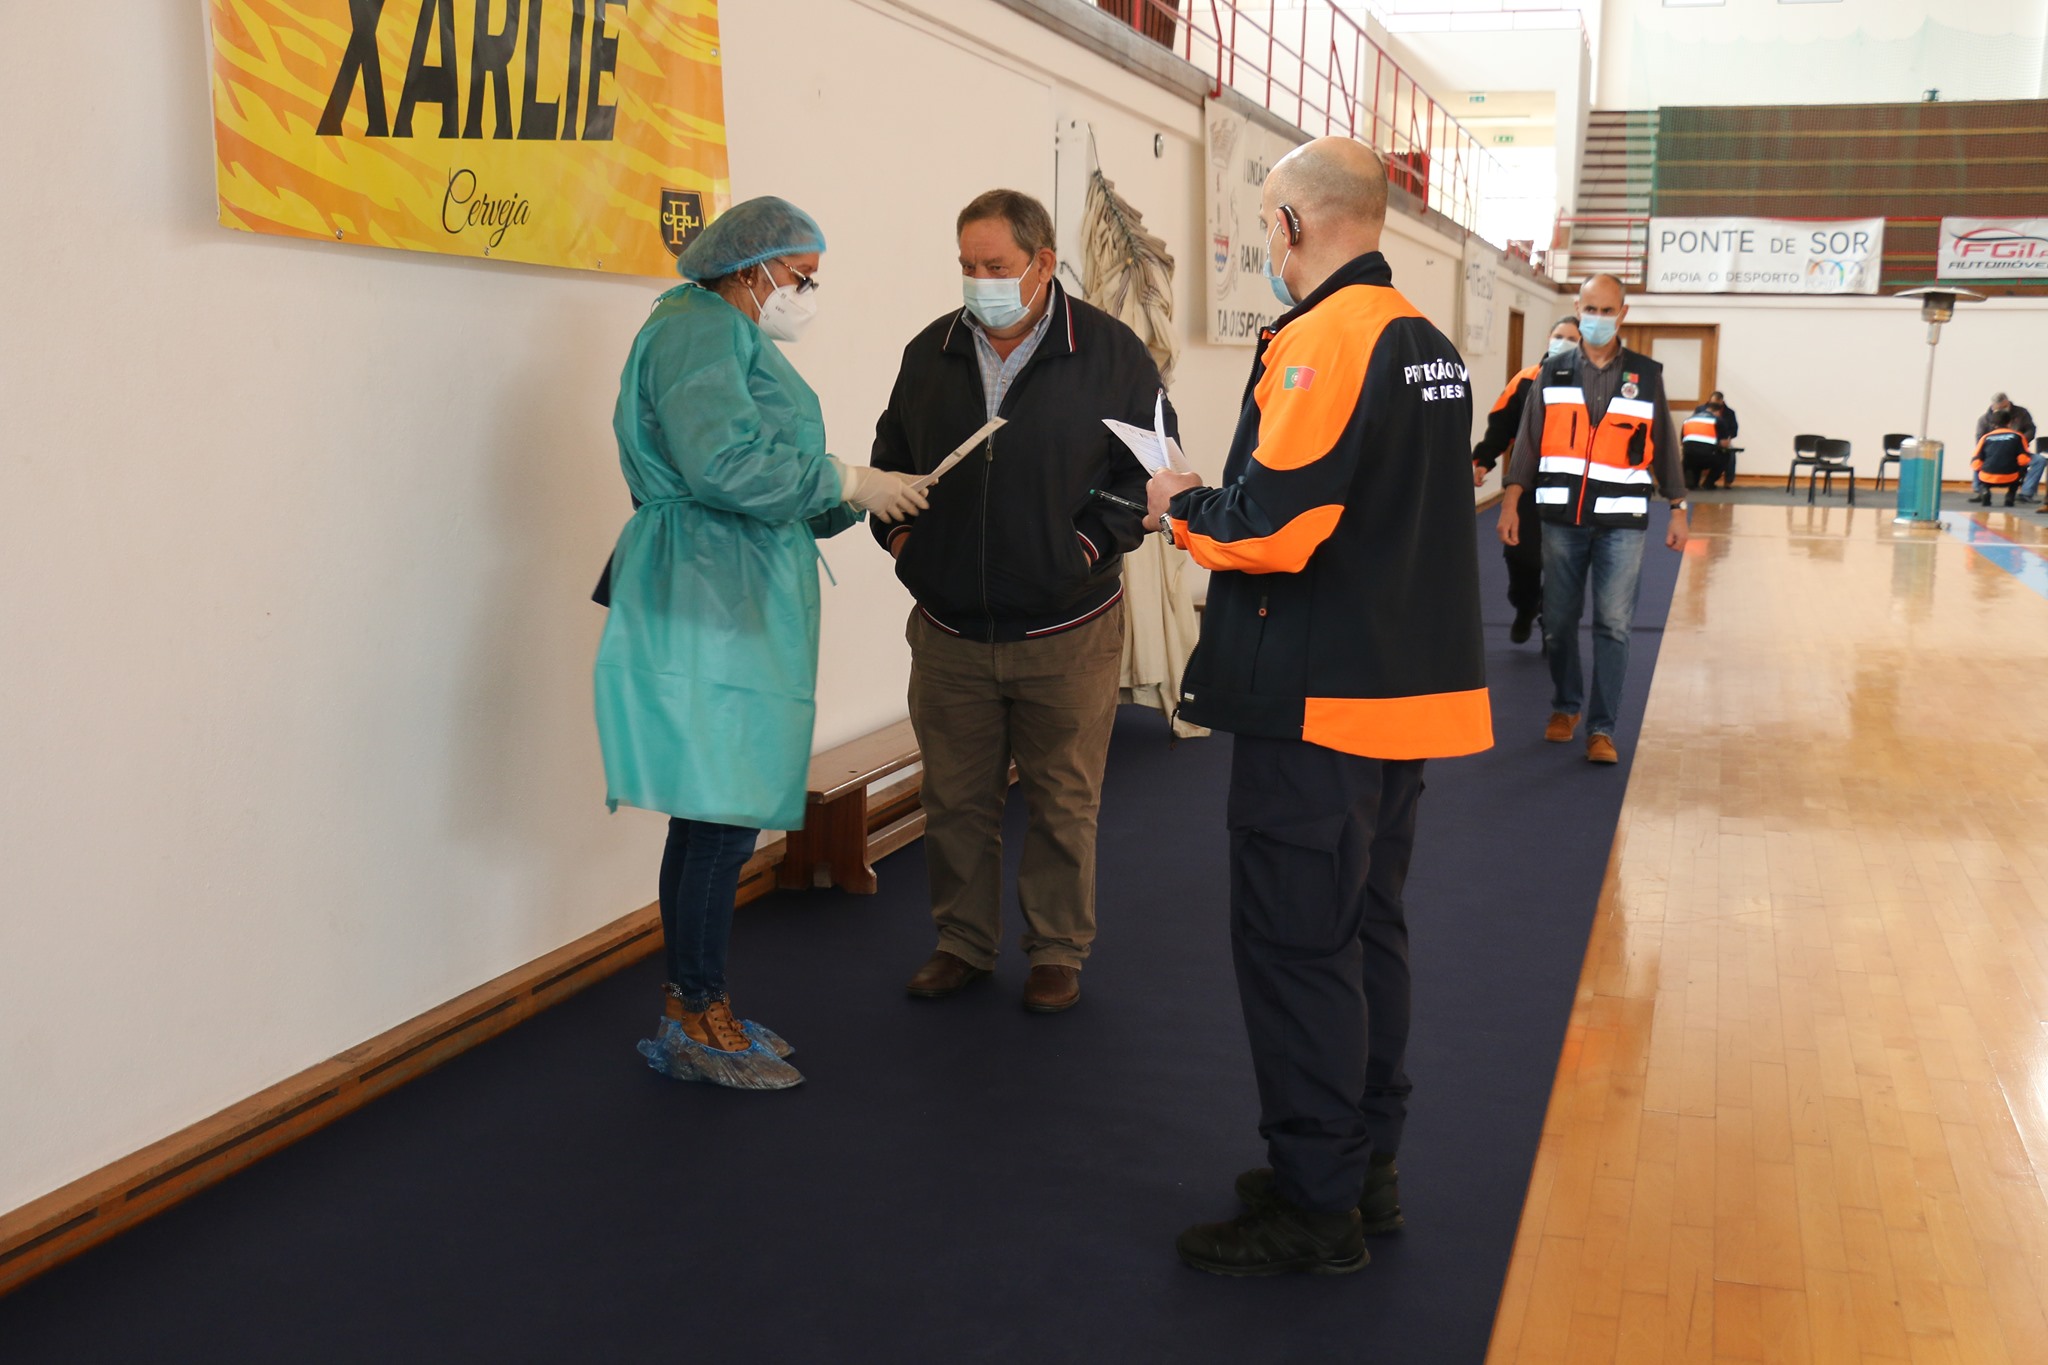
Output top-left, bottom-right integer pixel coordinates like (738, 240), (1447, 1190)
(1505, 309), (1525, 386)
(1618, 324), (1718, 409)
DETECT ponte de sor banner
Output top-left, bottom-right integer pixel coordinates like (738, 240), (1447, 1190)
(207, 0), (730, 277)
(1644, 217), (1885, 296)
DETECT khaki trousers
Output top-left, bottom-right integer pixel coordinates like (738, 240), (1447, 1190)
(906, 601), (1125, 970)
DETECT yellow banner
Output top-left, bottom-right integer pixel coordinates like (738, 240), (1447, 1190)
(208, 0), (730, 276)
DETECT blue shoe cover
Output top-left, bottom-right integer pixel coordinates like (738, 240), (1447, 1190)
(635, 1018), (803, 1090)
(745, 1021), (795, 1060)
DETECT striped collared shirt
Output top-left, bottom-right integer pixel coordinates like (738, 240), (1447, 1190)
(964, 303), (1056, 419)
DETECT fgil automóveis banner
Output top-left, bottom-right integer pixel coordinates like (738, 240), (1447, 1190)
(1644, 217), (1885, 295)
(1937, 217), (2048, 280)
(207, 0), (730, 277)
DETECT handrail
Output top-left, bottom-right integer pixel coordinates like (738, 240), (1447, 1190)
(1103, 0), (1499, 236)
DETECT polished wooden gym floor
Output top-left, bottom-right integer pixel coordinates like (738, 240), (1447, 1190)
(1487, 502), (2048, 1364)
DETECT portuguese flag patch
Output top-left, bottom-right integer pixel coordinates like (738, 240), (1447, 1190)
(1282, 366), (1316, 391)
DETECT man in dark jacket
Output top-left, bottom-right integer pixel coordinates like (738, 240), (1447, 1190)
(1474, 315), (1580, 642)
(871, 189), (1168, 1014)
(1499, 273), (1687, 765)
(1147, 137), (1491, 1277)
(1976, 392), (2035, 444)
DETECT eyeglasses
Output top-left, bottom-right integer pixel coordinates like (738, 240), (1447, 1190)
(776, 260), (821, 294)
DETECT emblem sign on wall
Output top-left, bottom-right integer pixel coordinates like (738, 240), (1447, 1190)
(206, 0), (731, 276)
(1203, 99), (1306, 345)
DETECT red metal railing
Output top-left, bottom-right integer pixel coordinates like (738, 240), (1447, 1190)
(1098, 0), (1496, 234)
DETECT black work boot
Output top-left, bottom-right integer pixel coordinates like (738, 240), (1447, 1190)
(1176, 1199), (1366, 1277)
(1237, 1152), (1404, 1234)
(1509, 607), (1535, 644)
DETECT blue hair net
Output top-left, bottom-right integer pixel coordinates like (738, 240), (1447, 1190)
(677, 196), (827, 281)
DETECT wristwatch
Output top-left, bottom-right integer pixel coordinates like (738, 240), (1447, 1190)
(1670, 499), (1689, 513)
(1158, 516), (1175, 546)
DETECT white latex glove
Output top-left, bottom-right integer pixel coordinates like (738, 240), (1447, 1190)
(836, 460), (929, 524)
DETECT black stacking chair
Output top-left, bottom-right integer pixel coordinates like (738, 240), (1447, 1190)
(1785, 433), (1825, 493)
(1874, 433), (1911, 491)
(1807, 438), (1855, 504)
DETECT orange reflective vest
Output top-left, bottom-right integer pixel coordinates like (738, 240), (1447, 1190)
(1532, 351), (1664, 528)
(1681, 413), (1720, 446)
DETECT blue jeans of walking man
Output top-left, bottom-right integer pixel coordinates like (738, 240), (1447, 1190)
(1541, 523), (1645, 738)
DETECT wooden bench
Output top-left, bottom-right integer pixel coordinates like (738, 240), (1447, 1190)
(777, 718), (927, 895)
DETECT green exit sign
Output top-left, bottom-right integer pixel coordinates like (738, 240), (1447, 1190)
(1495, 134), (1516, 144)
(1469, 94), (1488, 103)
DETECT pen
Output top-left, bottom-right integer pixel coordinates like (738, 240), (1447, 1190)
(1087, 488), (1148, 515)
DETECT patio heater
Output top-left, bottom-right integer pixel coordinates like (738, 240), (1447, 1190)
(1891, 286), (1984, 524)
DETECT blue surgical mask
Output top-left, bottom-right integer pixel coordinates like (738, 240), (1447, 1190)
(1578, 313), (1618, 347)
(963, 271), (1045, 330)
(1546, 335), (1577, 357)
(1264, 222), (1296, 308)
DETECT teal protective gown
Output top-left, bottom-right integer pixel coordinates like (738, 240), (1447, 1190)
(594, 284), (860, 830)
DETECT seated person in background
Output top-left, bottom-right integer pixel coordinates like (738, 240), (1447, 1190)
(1976, 392), (2035, 444)
(1681, 402), (1727, 490)
(1972, 425), (2031, 506)
(1707, 390), (1738, 444)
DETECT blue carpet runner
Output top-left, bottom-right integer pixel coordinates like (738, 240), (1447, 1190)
(0, 507), (1682, 1363)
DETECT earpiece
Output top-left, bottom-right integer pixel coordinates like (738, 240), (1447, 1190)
(1278, 204), (1302, 245)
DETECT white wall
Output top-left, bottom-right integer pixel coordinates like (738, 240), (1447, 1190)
(0, 0), (1553, 1215)
(1624, 294), (2048, 478)
(1595, 0), (2048, 109)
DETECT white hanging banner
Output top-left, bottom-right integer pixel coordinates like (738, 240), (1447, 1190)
(1645, 217), (1885, 295)
(1203, 100), (1305, 345)
(1936, 217), (2048, 280)
(1461, 237), (1500, 356)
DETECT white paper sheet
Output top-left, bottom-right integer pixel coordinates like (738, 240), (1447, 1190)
(1102, 420), (1192, 476)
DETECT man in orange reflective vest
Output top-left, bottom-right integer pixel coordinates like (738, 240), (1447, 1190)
(1499, 273), (1687, 765)
(1474, 316), (1580, 642)
(1681, 402), (1729, 490)
(1145, 137), (1490, 1277)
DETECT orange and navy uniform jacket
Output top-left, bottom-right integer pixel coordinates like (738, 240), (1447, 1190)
(1472, 363), (1541, 471)
(1681, 407), (1722, 453)
(1973, 428), (2030, 486)
(1164, 252), (1491, 761)
(1521, 346), (1679, 530)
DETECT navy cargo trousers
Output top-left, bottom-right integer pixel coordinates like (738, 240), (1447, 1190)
(1227, 733), (1425, 1215)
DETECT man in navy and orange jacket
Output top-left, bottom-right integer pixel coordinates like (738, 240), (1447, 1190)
(1972, 425), (2031, 506)
(1474, 315), (1581, 642)
(1145, 138), (1490, 1279)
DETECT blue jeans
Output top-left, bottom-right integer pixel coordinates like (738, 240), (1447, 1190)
(2021, 455), (2046, 499)
(1540, 522), (1646, 739)
(658, 818), (759, 1010)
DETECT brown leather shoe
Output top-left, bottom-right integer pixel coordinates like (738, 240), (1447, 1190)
(1022, 964), (1081, 1013)
(905, 950), (990, 999)
(1587, 733), (1619, 765)
(663, 992), (751, 1052)
(1543, 712), (1579, 743)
